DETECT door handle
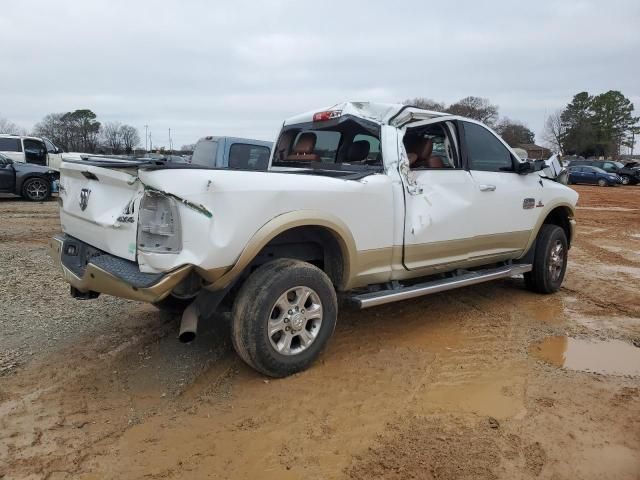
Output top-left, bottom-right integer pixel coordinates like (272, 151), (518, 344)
(479, 184), (496, 192)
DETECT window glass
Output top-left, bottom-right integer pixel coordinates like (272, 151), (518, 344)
(23, 139), (45, 152)
(293, 131), (341, 162)
(404, 123), (458, 169)
(464, 122), (513, 172)
(43, 138), (58, 153)
(228, 143), (270, 170)
(23, 139), (47, 165)
(272, 119), (382, 173)
(353, 134), (380, 162)
(191, 140), (218, 167)
(0, 137), (22, 152)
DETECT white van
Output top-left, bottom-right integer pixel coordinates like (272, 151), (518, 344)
(0, 135), (65, 171)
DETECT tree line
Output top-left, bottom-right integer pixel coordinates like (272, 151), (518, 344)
(543, 90), (638, 157)
(403, 96), (535, 147)
(0, 109), (141, 154)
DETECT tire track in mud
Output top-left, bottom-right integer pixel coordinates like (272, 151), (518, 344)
(2, 186), (640, 479)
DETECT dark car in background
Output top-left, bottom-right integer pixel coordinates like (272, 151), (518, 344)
(568, 159), (640, 185)
(0, 153), (59, 201)
(567, 165), (620, 187)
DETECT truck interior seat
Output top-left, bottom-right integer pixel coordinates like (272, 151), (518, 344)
(346, 140), (370, 163)
(287, 132), (321, 162)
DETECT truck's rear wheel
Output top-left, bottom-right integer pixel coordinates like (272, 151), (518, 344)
(524, 224), (568, 294)
(231, 259), (337, 377)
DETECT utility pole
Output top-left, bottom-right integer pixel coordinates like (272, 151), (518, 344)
(168, 128), (172, 153)
(144, 124), (149, 152)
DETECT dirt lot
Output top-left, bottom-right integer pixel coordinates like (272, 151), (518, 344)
(1, 185), (639, 480)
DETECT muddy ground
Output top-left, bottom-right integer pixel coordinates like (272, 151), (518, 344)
(1, 185), (639, 479)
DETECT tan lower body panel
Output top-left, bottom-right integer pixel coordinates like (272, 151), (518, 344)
(403, 231), (531, 271)
(347, 231), (531, 290)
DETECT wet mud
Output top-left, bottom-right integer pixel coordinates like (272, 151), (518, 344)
(1, 185), (639, 479)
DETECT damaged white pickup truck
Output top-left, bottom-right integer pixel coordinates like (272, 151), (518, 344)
(50, 102), (577, 377)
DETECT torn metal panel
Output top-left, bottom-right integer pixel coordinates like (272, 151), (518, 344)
(141, 184), (213, 218)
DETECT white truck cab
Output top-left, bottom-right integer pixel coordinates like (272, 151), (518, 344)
(49, 102), (577, 377)
(0, 134), (65, 171)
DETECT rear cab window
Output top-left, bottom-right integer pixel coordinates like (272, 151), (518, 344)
(272, 114), (383, 176)
(228, 143), (270, 170)
(191, 139), (219, 167)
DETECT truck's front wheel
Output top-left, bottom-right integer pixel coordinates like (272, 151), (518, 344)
(524, 224), (568, 294)
(231, 259), (337, 377)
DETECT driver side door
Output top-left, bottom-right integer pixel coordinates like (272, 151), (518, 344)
(0, 157), (15, 192)
(23, 139), (47, 166)
(461, 121), (542, 260)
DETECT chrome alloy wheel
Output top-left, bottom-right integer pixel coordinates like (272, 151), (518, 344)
(26, 179), (49, 200)
(548, 240), (564, 282)
(268, 286), (323, 356)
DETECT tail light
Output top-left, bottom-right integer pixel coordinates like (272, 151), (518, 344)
(137, 192), (182, 253)
(313, 110), (342, 122)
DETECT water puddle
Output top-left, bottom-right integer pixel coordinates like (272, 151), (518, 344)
(530, 336), (640, 376)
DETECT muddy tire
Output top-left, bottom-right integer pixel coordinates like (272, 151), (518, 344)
(22, 177), (51, 201)
(620, 175), (630, 185)
(524, 224), (568, 294)
(231, 259), (337, 378)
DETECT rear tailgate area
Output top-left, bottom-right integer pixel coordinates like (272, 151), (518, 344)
(59, 161), (143, 261)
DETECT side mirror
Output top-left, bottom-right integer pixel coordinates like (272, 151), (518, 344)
(516, 159), (545, 175)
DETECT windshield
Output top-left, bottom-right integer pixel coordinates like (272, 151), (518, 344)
(191, 140), (218, 167)
(43, 138), (61, 153)
(272, 116), (382, 173)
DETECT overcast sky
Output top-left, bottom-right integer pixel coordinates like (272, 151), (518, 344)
(1, 0), (638, 150)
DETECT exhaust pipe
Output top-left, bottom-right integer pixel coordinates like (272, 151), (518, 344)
(179, 301), (199, 343)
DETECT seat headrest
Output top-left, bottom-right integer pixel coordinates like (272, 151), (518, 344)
(346, 140), (370, 163)
(293, 132), (317, 154)
(419, 138), (434, 161)
(405, 136), (434, 167)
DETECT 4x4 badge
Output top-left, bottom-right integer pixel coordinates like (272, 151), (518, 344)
(79, 188), (91, 211)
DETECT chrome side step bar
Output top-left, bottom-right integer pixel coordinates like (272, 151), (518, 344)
(350, 264), (532, 309)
